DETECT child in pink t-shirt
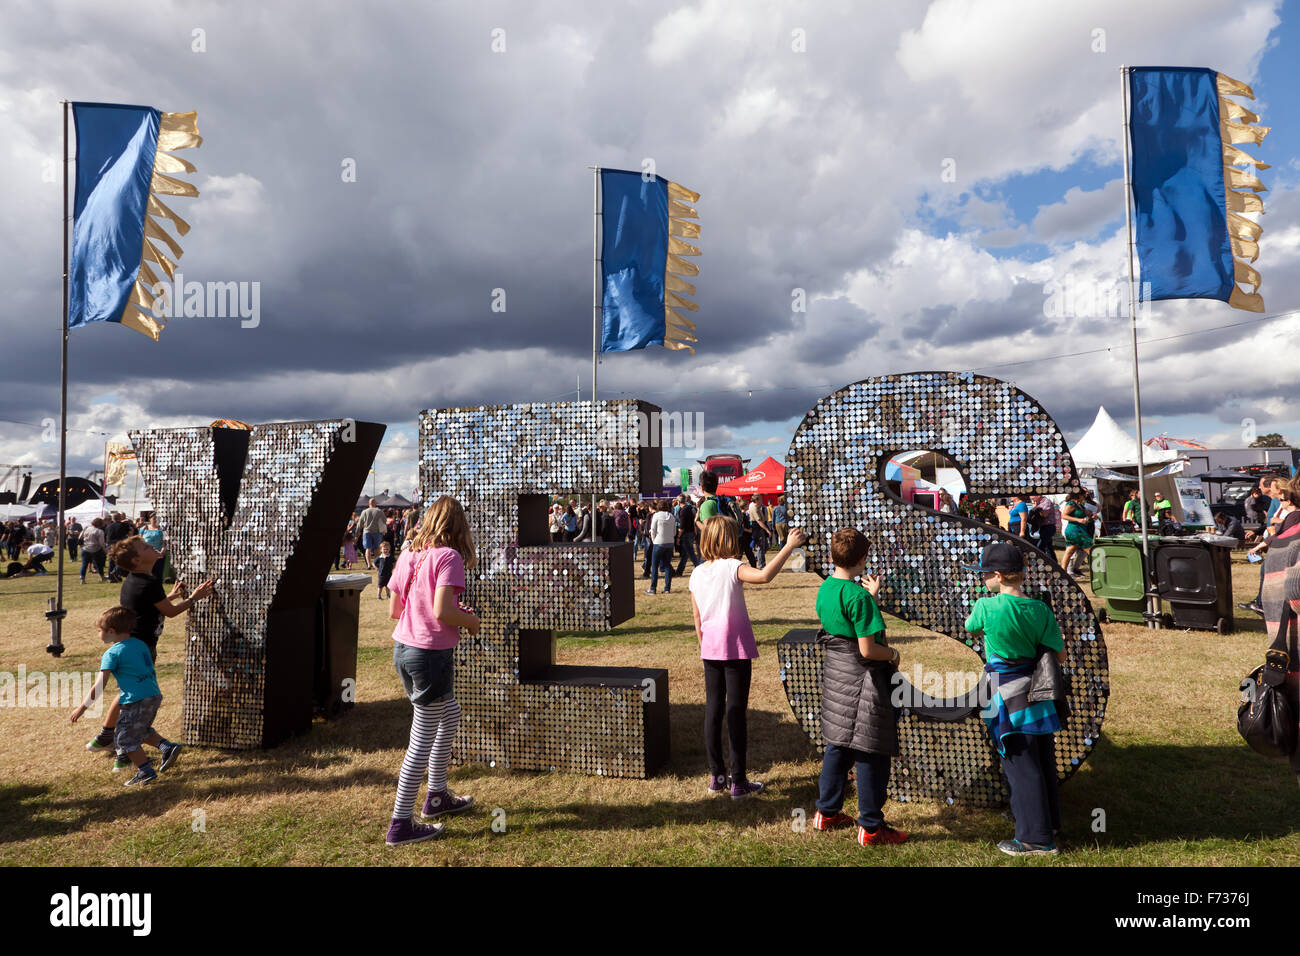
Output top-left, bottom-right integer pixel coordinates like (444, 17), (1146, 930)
(689, 514), (807, 800)
(384, 496), (481, 847)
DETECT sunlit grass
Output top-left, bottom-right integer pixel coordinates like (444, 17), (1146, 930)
(0, 550), (1294, 866)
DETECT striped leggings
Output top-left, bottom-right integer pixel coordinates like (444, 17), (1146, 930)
(391, 697), (461, 820)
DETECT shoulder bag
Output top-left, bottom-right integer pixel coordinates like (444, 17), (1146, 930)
(1238, 614), (1298, 758)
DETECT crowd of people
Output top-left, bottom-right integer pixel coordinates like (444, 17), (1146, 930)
(340, 499), (421, 579)
(1238, 474), (1300, 616)
(61, 471), (1290, 856)
(2, 510), (150, 581)
(543, 479), (792, 595)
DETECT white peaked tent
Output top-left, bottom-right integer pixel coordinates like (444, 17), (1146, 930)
(65, 497), (112, 521)
(1070, 407), (1183, 522)
(1071, 407), (1178, 469)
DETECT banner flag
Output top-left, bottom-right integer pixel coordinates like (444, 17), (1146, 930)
(69, 103), (202, 340)
(599, 169), (701, 353)
(1128, 68), (1268, 312)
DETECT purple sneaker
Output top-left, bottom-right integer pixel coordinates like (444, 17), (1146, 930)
(386, 816), (444, 846)
(730, 779), (764, 801)
(706, 774), (728, 797)
(421, 789), (474, 820)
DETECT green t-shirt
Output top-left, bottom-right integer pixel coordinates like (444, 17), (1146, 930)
(816, 577), (885, 643)
(698, 497), (719, 521)
(965, 592), (1063, 662)
(1122, 499), (1138, 520)
(1152, 499), (1172, 517)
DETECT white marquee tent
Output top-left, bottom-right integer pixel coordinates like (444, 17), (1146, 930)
(1070, 407), (1185, 523)
(1071, 407), (1179, 469)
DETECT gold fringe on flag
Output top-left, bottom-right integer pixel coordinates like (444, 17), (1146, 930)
(124, 111), (203, 340)
(663, 180), (701, 352)
(105, 441), (135, 486)
(1217, 73), (1267, 312)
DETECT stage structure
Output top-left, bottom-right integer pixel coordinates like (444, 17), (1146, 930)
(778, 372), (1109, 808)
(419, 399), (669, 778)
(131, 419), (384, 749)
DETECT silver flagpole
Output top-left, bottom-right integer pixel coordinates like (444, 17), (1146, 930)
(1120, 66), (1157, 629)
(590, 165), (602, 542)
(48, 99), (70, 657)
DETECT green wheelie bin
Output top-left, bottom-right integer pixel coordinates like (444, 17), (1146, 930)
(1090, 534), (1149, 625)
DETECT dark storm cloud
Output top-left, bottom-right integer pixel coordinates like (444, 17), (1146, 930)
(1, 0), (1292, 481)
(1, 1), (916, 442)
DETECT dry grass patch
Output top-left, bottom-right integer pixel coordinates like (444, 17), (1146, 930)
(0, 551), (1295, 866)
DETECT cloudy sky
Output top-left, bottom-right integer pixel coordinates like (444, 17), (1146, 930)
(2, 0), (1298, 498)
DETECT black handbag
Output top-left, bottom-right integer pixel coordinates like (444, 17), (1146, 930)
(1237, 614), (1298, 759)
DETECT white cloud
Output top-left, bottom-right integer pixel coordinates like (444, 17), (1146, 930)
(717, 87), (799, 138)
(1033, 179), (1123, 242)
(195, 173), (265, 220)
(0, 0), (1291, 491)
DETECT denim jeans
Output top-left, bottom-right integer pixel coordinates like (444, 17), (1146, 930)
(675, 533), (700, 575)
(817, 744), (891, 829)
(1035, 527), (1057, 562)
(649, 544), (674, 592)
(393, 642), (455, 705)
(80, 549), (105, 580)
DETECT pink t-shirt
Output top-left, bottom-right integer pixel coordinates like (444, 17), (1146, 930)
(389, 546), (467, 650)
(688, 558), (758, 661)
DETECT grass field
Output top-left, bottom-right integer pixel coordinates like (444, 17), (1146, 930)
(0, 548), (1296, 866)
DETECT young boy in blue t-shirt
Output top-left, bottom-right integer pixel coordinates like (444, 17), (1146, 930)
(71, 606), (182, 787)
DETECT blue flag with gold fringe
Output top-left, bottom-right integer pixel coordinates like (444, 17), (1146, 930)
(68, 102), (202, 340)
(599, 169), (701, 353)
(1127, 68), (1268, 312)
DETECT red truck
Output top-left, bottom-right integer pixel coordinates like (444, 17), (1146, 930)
(697, 454), (750, 483)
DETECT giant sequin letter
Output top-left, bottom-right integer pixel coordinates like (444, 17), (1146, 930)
(778, 373), (1108, 807)
(420, 400), (669, 778)
(131, 419), (385, 749)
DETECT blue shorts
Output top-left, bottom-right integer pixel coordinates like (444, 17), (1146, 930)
(394, 642), (455, 706)
(362, 532), (385, 553)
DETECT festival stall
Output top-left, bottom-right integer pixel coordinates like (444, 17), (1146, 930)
(1070, 406), (1186, 524)
(0, 503), (50, 522)
(716, 456), (784, 503)
(65, 497), (116, 521)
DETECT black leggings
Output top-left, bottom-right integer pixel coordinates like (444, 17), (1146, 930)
(703, 658), (752, 782)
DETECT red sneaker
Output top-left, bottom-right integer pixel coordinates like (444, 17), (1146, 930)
(813, 810), (854, 831)
(858, 824), (909, 846)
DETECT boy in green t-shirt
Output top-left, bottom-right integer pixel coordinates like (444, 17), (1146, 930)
(963, 542), (1066, 858)
(812, 529), (907, 846)
(697, 472), (720, 521)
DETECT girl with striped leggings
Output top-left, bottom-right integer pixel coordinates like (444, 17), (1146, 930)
(384, 496), (480, 847)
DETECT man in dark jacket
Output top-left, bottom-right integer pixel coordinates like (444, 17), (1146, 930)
(1213, 511), (1246, 546)
(104, 512), (132, 581)
(674, 496), (700, 575)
